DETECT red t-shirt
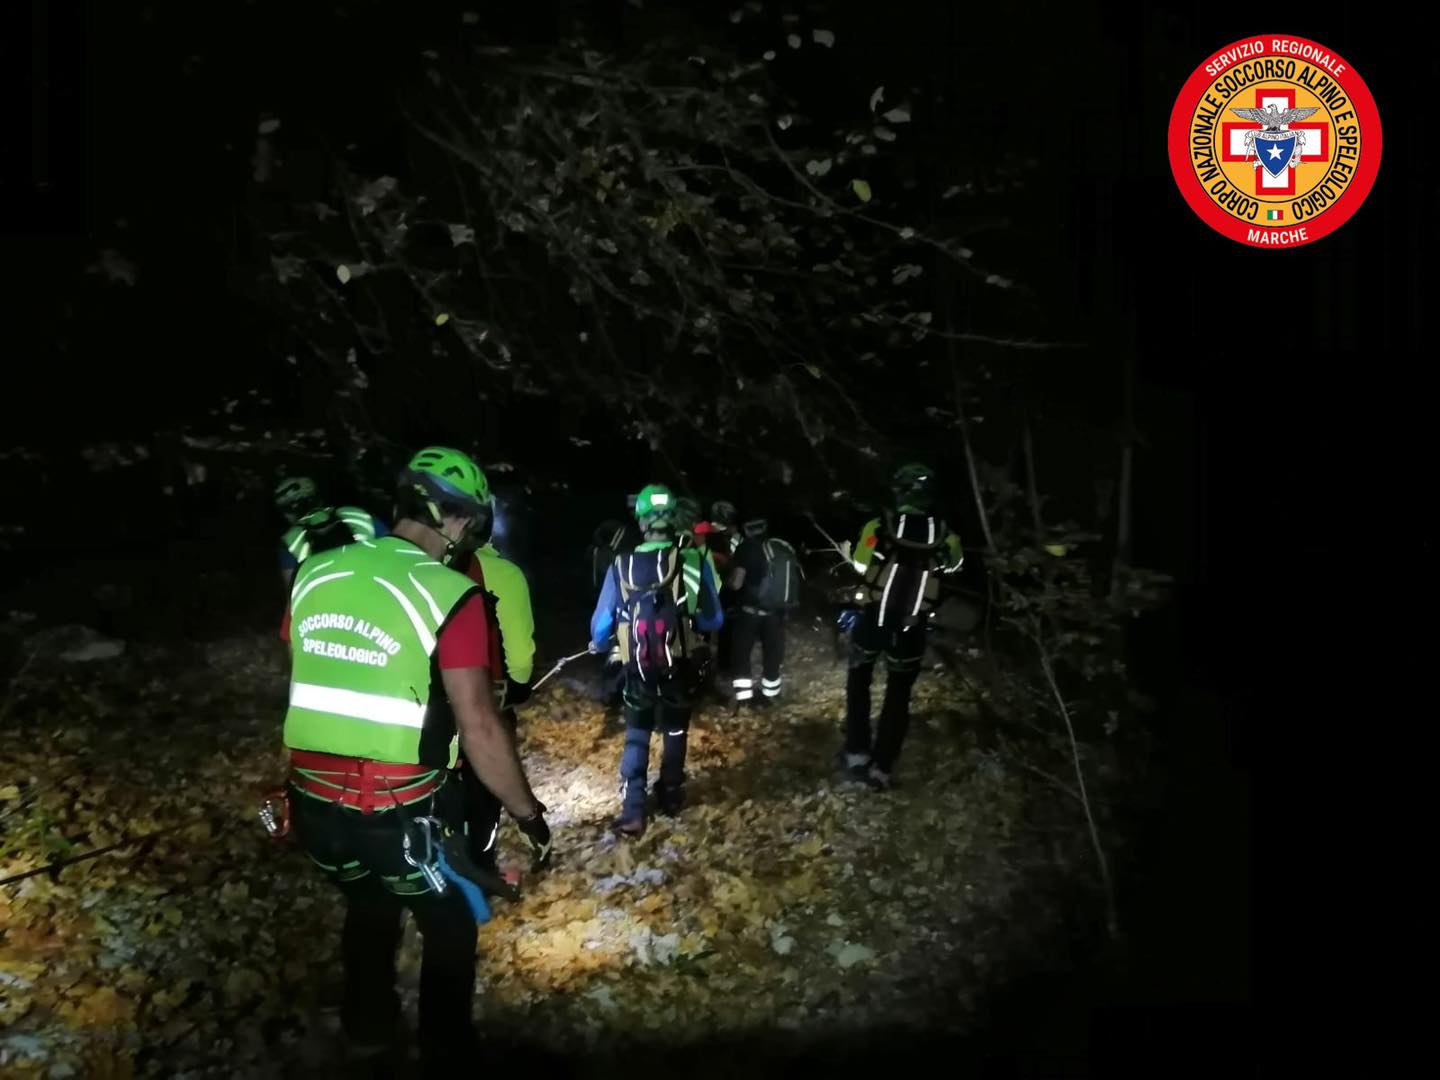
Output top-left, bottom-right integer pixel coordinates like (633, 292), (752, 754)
(280, 592), (491, 670)
(457, 552), (507, 676)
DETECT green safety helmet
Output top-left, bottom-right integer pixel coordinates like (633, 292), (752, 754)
(634, 483), (677, 529)
(891, 461), (936, 512)
(400, 446), (494, 550)
(275, 476), (320, 523)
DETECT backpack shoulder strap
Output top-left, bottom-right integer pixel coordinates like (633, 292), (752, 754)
(614, 552), (632, 601)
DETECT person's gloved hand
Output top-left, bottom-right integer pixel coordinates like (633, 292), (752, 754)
(505, 678), (533, 708)
(515, 802), (552, 870)
(837, 608), (862, 634)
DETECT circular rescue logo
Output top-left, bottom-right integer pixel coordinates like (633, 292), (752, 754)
(1168, 34), (1382, 248)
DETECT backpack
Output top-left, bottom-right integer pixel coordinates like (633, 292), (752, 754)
(862, 511), (947, 629)
(615, 546), (693, 681)
(755, 538), (802, 612)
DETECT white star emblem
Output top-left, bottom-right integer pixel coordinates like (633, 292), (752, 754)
(1267, 144), (1285, 161)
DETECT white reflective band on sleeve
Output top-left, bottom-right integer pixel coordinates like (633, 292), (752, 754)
(483, 821), (498, 852)
(912, 571), (928, 617)
(668, 729), (686, 737)
(733, 679), (755, 688)
(735, 689), (754, 700)
(899, 513), (908, 537)
(290, 682), (426, 729)
(373, 577), (438, 654)
(927, 517), (935, 544)
(292, 570), (355, 608)
(877, 564), (898, 627)
(762, 678), (782, 688)
(762, 687), (781, 697)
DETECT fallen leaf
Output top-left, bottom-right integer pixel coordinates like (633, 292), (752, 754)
(833, 942), (876, 969)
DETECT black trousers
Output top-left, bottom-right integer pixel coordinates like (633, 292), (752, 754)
(619, 667), (692, 818)
(843, 608), (927, 773)
(458, 707), (518, 872)
(290, 789), (478, 1067)
(731, 609), (786, 701)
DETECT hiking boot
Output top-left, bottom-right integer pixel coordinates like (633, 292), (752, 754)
(612, 813), (646, 837)
(840, 751), (871, 784)
(653, 782), (685, 817)
(866, 765), (894, 792)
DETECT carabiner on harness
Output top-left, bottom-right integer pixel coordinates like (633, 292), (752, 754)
(401, 815), (448, 895)
(258, 789), (291, 839)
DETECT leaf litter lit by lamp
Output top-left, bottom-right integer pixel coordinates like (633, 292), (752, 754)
(0, 569), (1082, 1073)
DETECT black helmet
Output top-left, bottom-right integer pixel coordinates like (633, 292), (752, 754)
(891, 462), (936, 512)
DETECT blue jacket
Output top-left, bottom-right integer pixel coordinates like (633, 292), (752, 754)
(590, 542), (724, 652)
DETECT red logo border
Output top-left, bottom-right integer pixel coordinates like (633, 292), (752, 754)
(1167, 34), (1383, 248)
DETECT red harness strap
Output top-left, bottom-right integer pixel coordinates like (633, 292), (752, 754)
(288, 750), (440, 814)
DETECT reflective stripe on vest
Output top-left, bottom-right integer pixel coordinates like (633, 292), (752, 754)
(290, 682), (427, 729)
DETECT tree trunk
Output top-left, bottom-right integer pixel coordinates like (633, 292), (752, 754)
(1109, 347), (1135, 607)
(1022, 412), (1044, 541)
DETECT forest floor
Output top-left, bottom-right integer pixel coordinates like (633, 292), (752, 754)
(0, 612), (1089, 1078)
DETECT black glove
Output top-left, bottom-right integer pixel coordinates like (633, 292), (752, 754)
(837, 607), (863, 634)
(514, 802), (552, 870)
(505, 678), (533, 708)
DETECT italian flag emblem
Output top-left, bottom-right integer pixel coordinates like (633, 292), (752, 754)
(1265, 209), (1284, 221)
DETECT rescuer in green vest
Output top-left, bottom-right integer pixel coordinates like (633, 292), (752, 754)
(274, 474), (388, 591)
(279, 447), (551, 1071)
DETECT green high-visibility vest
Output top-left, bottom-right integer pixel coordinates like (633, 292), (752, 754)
(283, 537), (479, 767)
(282, 505), (381, 565)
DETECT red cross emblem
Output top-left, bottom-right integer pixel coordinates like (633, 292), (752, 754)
(1221, 87), (1330, 196)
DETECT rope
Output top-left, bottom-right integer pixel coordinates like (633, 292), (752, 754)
(532, 648), (596, 691)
